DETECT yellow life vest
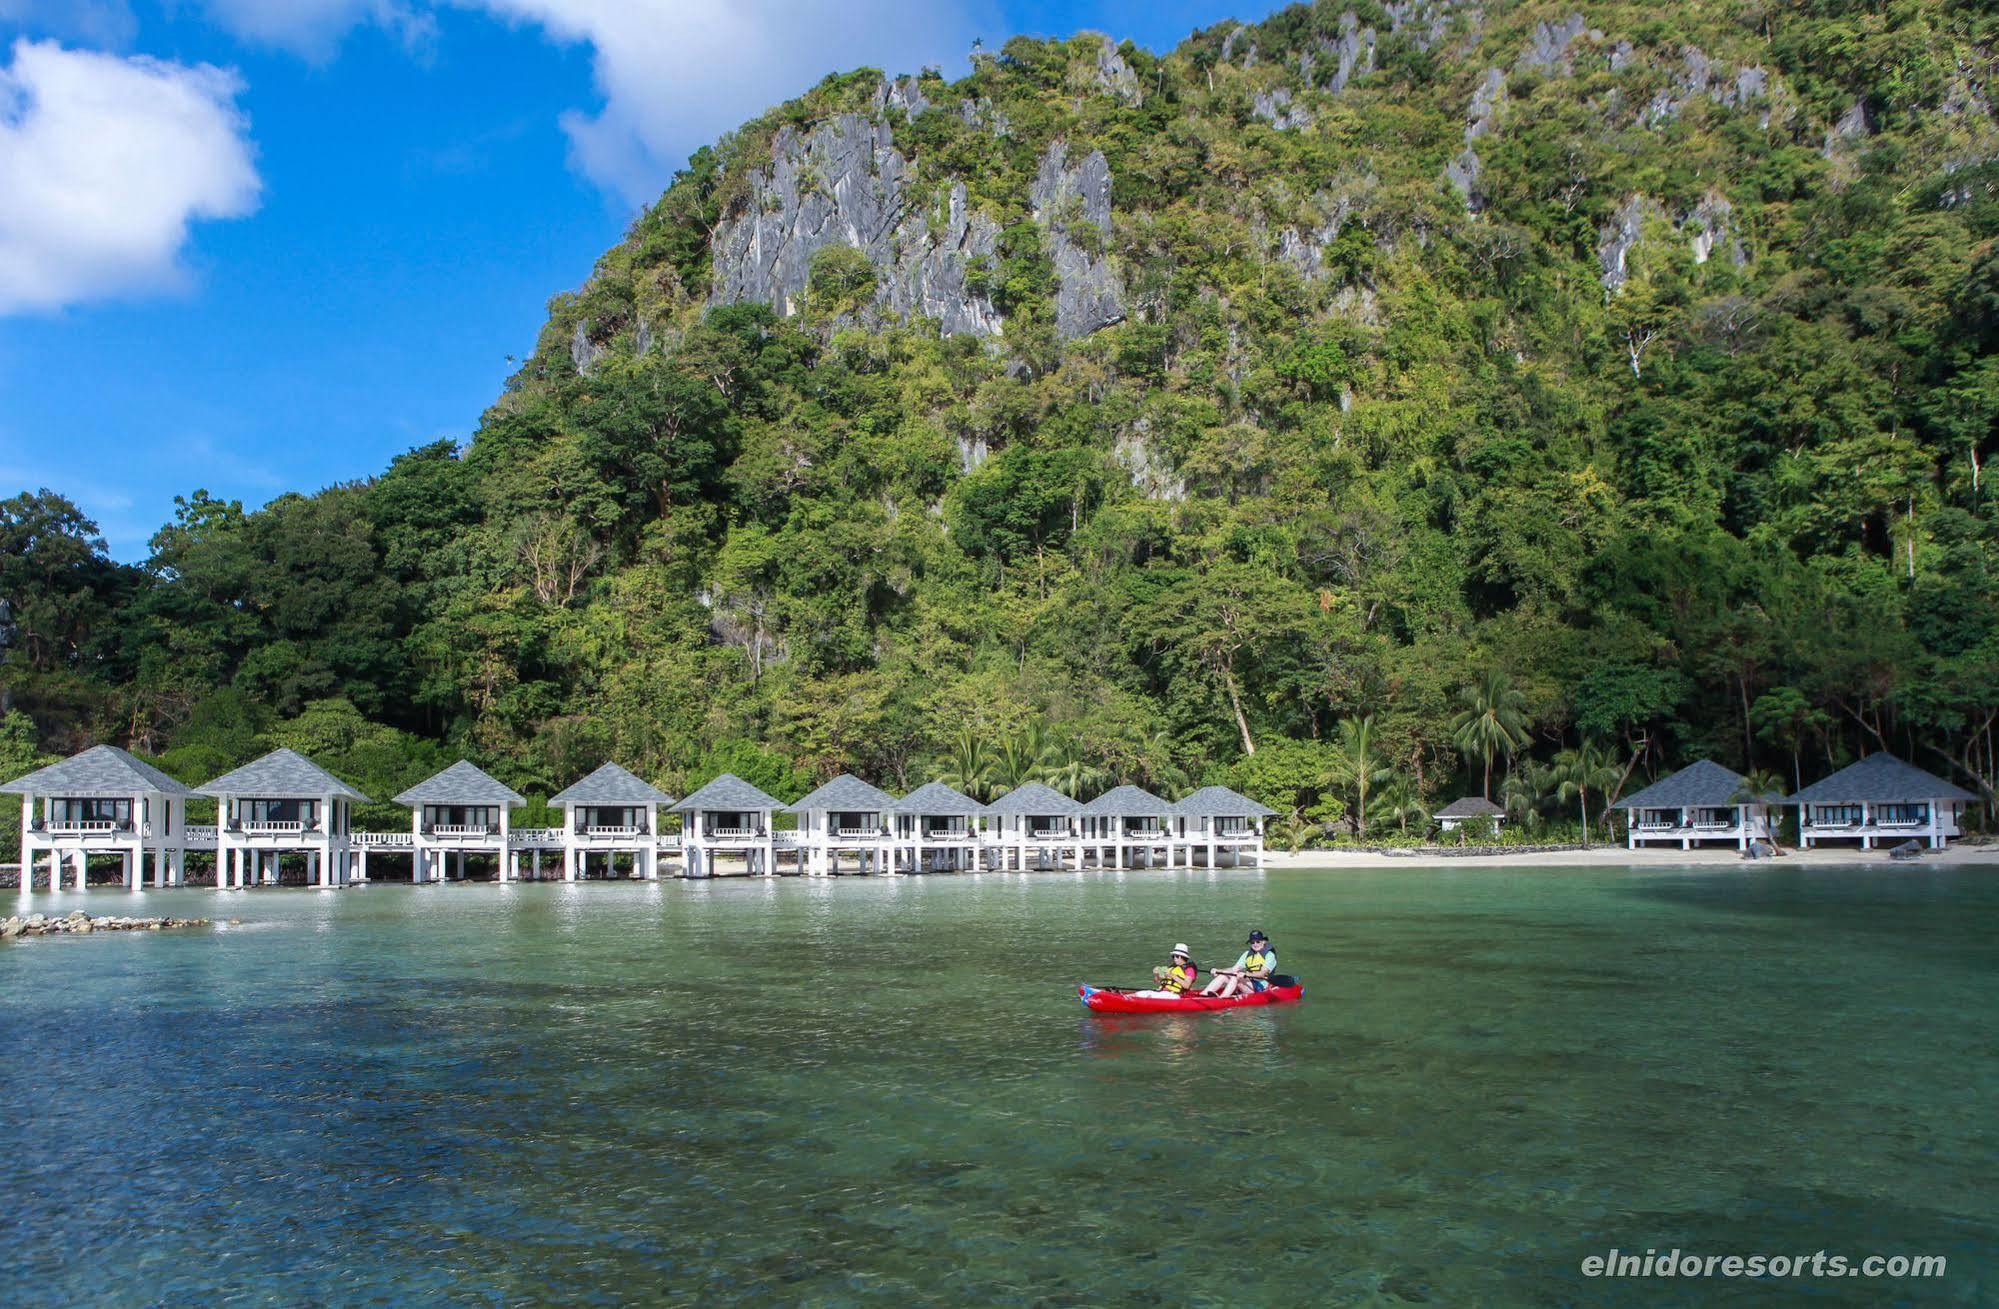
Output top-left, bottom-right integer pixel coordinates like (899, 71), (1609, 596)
(1243, 950), (1271, 975)
(1162, 962), (1196, 994)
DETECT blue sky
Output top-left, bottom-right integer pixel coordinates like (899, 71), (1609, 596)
(0, 0), (1272, 560)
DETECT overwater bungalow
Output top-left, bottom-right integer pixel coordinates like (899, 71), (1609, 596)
(4, 746), (197, 893)
(1434, 796), (1505, 834)
(1169, 785), (1273, 868)
(1610, 760), (1777, 851)
(892, 782), (987, 873)
(674, 773), (782, 877)
(1080, 784), (1177, 869)
(1785, 753), (1972, 850)
(395, 760), (527, 883)
(201, 748), (369, 889)
(548, 763), (676, 880)
(788, 774), (899, 875)
(984, 781), (1083, 871)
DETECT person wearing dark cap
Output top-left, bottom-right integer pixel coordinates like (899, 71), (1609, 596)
(1200, 930), (1275, 998)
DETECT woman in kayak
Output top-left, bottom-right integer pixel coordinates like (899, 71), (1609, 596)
(1200, 930), (1275, 998)
(1133, 944), (1199, 999)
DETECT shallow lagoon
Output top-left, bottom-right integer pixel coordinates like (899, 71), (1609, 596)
(0, 865), (1993, 1305)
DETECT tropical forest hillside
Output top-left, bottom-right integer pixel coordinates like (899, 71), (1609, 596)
(5, 0), (1998, 843)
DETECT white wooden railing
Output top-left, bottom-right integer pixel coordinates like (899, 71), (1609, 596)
(47, 819), (122, 833)
(353, 831), (414, 848)
(428, 824), (492, 837)
(581, 824), (640, 837)
(242, 820), (309, 835)
(185, 825), (218, 847)
(833, 826), (887, 839)
(704, 827), (765, 839)
(509, 828), (564, 847)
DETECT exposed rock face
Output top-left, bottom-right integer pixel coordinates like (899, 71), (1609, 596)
(709, 112), (1003, 338)
(1597, 194), (1657, 292)
(1644, 47), (1774, 125)
(1254, 86), (1312, 130)
(1685, 192), (1746, 267)
(1031, 142), (1128, 339)
(1313, 12), (1376, 95)
(874, 75), (930, 118)
(1384, 0), (1456, 54)
(1447, 67), (1506, 208)
(571, 322), (608, 374)
(1115, 422), (1185, 501)
(1518, 12), (1586, 73)
(1095, 36), (1143, 105)
(1220, 26), (1257, 66)
(1824, 98), (1871, 156)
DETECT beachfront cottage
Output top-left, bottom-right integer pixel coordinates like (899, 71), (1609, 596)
(1434, 796), (1505, 834)
(1611, 760), (1776, 851)
(1080, 784), (1178, 869)
(673, 773), (783, 877)
(1169, 785), (1274, 868)
(788, 774), (900, 875)
(200, 749), (368, 889)
(984, 781), (1083, 871)
(394, 760), (526, 884)
(892, 782), (987, 873)
(1785, 753), (1973, 850)
(5, 746), (197, 893)
(548, 763), (675, 880)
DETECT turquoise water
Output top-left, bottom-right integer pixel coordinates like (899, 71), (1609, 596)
(0, 866), (1992, 1305)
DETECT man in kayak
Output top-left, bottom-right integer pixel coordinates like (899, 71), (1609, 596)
(1200, 930), (1275, 998)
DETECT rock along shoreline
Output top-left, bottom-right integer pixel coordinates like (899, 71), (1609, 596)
(1, 911), (218, 940)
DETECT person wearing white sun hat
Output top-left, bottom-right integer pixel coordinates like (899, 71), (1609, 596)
(1134, 944), (1200, 999)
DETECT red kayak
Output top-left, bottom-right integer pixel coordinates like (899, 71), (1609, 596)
(1078, 978), (1303, 1013)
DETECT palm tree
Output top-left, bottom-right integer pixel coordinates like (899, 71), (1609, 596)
(1451, 670), (1531, 800)
(1734, 768), (1787, 804)
(988, 723), (1049, 796)
(1375, 779), (1430, 836)
(940, 726), (992, 801)
(1553, 738), (1620, 846)
(1331, 715), (1395, 835)
(1500, 760), (1554, 835)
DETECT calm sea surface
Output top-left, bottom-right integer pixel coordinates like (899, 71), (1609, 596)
(0, 865), (1993, 1306)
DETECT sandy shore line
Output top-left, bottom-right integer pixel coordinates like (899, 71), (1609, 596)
(1261, 844), (1999, 871)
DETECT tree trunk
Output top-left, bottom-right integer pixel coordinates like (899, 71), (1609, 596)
(1224, 664), (1255, 756)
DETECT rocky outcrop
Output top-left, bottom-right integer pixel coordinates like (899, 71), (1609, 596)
(1685, 192), (1746, 267)
(2, 910), (213, 939)
(570, 322), (608, 374)
(874, 75), (930, 118)
(1254, 87), (1312, 130)
(1220, 26), (1257, 66)
(1307, 12), (1376, 95)
(709, 112), (1003, 338)
(1518, 12), (1587, 73)
(1597, 194), (1659, 292)
(1823, 98), (1871, 156)
(1114, 421), (1185, 500)
(1446, 67), (1506, 208)
(1031, 142), (1127, 339)
(1643, 47), (1774, 125)
(1095, 36), (1143, 105)
(1384, 0), (1459, 54)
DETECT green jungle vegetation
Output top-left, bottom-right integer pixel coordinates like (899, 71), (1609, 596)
(4, 0), (1997, 851)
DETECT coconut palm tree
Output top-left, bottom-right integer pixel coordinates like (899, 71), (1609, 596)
(940, 726), (993, 801)
(1553, 738), (1621, 846)
(1451, 670), (1532, 800)
(1375, 779), (1430, 836)
(988, 723), (1051, 797)
(1733, 768), (1787, 804)
(1331, 715), (1395, 835)
(1500, 760), (1555, 835)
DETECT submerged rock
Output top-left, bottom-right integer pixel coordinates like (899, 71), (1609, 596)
(1, 911), (212, 940)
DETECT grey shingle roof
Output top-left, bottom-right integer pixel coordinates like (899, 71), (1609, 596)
(787, 773), (898, 814)
(1783, 752), (1974, 805)
(1612, 759), (1770, 810)
(1435, 796), (1506, 819)
(394, 760), (525, 808)
(1171, 785), (1277, 818)
(549, 763), (674, 807)
(198, 748), (370, 801)
(672, 772), (782, 812)
(893, 782), (987, 816)
(0, 745), (194, 798)
(984, 781), (1082, 816)
(1079, 784), (1172, 817)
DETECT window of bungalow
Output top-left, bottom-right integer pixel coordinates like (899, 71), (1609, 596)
(1875, 803), (1928, 825)
(53, 798), (131, 826)
(1811, 804), (1862, 827)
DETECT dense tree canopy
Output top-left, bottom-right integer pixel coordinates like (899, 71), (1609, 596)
(4, 1), (1996, 841)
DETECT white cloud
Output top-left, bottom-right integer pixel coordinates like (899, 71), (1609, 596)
(199, 0), (988, 204)
(0, 40), (261, 314)
(475, 0), (986, 203)
(0, 0), (139, 47)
